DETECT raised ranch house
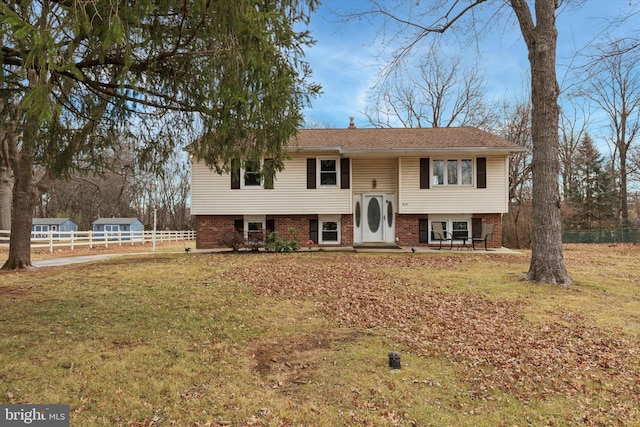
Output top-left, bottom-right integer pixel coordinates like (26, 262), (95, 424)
(190, 126), (523, 250)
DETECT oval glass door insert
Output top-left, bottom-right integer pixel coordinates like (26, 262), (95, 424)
(367, 197), (381, 233)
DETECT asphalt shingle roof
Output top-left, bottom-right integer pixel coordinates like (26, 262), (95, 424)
(290, 127), (521, 152)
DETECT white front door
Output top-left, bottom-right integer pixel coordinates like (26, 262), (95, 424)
(363, 195), (384, 242)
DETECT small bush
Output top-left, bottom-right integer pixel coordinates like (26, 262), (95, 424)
(217, 230), (245, 251)
(265, 227), (300, 252)
(246, 231), (266, 252)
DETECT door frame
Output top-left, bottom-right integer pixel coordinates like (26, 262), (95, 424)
(354, 193), (396, 244)
(363, 194), (384, 242)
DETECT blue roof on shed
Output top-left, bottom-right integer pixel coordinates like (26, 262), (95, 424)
(92, 218), (141, 225)
(32, 218), (75, 226)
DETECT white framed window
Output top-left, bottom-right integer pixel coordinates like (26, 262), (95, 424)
(432, 158), (474, 186)
(244, 216), (266, 240)
(319, 215), (340, 244)
(429, 217), (471, 243)
(318, 158), (339, 187)
(451, 219), (470, 240)
(242, 160), (262, 188)
(239, 158), (274, 189)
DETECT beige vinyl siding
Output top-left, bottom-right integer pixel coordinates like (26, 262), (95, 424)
(398, 156), (509, 214)
(352, 158), (397, 193)
(190, 152), (351, 215)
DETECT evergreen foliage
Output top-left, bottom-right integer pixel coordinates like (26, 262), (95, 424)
(564, 134), (618, 230)
(0, 0), (320, 269)
(265, 228), (300, 252)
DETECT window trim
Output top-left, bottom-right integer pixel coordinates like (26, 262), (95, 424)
(242, 160), (262, 188)
(233, 158), (275, 189)
(318, 215), (340, 244)
(428, 217), (471, 243)
(431, 158), (475, 187)
(244, 216), (266, 241)
(317, 158), (340, 187)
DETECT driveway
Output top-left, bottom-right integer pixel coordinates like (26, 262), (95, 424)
(32, 254), (127, 267)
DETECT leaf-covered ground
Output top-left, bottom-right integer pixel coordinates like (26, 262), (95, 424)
(4, 245), (639, 425)
(220, 253), (640, 425)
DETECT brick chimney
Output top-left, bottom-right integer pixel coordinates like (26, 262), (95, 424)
(348, 117), (356, 129)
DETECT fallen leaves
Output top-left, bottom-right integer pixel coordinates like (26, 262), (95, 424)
(219, 253), (640, 423)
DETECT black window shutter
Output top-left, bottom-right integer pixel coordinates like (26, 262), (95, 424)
(231, 159), (241, 189)
(477, 157), (487, 189)
(309, 219), (318, 243)
(264, 158), (275, 189)
(420, 158), (430, 189)
(472, 218), (483, 239)
(307, 158), (316, 189)
(419, 219), (429, 243)
(340, 158), (350, 189)
(234, 219), (243, 233)
(266, 219), (275, 234)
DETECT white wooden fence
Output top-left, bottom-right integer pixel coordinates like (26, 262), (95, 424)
(0, 229), (196, 252)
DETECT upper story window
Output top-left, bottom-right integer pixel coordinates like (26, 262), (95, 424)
(432, 159), (474, 186)
(319, 159), (338, 186)
(244, 160), (261, 187)
(307, 157), (350, 189)
(232, 158), (274, 190)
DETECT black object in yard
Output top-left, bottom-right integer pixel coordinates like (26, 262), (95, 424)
(388, 351), (401, 369)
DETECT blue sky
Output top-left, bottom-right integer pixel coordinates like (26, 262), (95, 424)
(301, 0), (640, 129)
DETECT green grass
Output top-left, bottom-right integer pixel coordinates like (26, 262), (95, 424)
(1, 245), (640, 426)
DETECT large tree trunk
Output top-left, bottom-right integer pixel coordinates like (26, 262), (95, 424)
(0, 165), (12, 231)
(1, 105), (43, 270)
(1, 127), (39, 270)
(511, 0), (572, 286)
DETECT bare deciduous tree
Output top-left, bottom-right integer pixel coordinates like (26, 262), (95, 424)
(585, 39), (640, 225)
(364, 43), (493, 128)
(498, 98), (532, 249)
(559, 102), (591, 198)
(37, 140), (192, 231)
(350, 0), (572, 284)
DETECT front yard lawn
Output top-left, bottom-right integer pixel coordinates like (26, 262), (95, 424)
(1, 245), (639, 426)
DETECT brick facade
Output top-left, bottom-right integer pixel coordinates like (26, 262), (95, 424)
(196, 213), (501, 249)
(471, 213), (502, 249)
(395, 213), (502, 249)
(195, 215), (242, 249)
(395, 214), (426, 247)
(195, 214), (354, 249)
